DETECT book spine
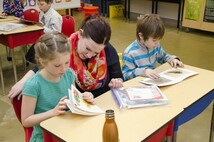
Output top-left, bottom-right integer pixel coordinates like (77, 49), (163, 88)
(110, 89), (124, 109)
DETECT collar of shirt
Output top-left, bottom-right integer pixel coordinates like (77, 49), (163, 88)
(40, 7), (54, 23)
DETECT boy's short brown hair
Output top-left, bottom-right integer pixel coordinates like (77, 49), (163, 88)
(136, 14), (165, 41)
(37, 0), (53, 3)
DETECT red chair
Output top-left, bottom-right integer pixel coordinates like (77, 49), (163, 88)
(24, 8), (39, 22)
(42, 130), (61, 142)
(12, 95), (33, 142)
(145, 120), (174, 142)
(61, 15), (75, 37)
(13, 95), (61, 142)
(22, 8), (40, 69)
(5, 9), (39, 62)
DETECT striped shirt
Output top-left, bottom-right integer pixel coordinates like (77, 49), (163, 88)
(122, 40), (178, 81)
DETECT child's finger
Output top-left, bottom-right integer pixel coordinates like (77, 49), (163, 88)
(60, 96), (67, 101)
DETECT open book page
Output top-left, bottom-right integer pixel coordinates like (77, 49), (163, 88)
(0, 22), (26, 32)
(140, 67), (199, 86)
(65, 85), (103, 115)
(111, 86), (168, 109)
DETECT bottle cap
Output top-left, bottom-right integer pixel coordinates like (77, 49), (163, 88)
(105, 109), (114, 118)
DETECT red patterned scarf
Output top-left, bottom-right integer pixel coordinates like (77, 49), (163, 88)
(69, 33), (107, 91)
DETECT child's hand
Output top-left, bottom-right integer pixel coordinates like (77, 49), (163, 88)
(53, 96), (68, 116)
(145, 68), (160, 80)
(0, 12), (7, 16)
(170, 59), (184, 68)
(82, 92), (94, 103)
(108, 78), (123, 89)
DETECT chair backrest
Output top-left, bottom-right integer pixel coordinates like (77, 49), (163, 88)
(42, 130), (61, 142)
(24, 9), (39, 22)
(12, 95), (33, 142)
(61, 15), (75, 37)
(145, 120), (174, 142)
(117, 52), (122, 69)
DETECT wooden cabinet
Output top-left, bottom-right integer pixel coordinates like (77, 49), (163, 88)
(182, 0), (214, 32)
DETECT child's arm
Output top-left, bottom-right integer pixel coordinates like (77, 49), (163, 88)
(122, 53), (149, 81)
(21, 95), (68, 127)
(157, 45), (180, 65)
(43, 14), (62, 33)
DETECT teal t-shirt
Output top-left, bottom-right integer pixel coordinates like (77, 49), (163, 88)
(22, 68), (75, 142)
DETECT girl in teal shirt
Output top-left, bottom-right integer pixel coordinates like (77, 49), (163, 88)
(21, 32), (94, 142)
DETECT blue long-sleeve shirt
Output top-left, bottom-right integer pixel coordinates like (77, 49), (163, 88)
(3, 0), (24, 17)
(122, 40), (178, 81)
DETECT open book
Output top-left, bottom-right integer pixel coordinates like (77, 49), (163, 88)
(65, 85), (103, 115)
(140, 67), (199, 87)
(111, 85), (168, 109)
(0, 22), (26, 32)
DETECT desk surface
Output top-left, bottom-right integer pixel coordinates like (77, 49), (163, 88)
(41, 99), (182, 142)
(0, 20), (43, 35)
(152, 64), (214, 108)
(0, 16), (17, 22)
(40, 64), (214, 142)
(125, 64), (214, 108)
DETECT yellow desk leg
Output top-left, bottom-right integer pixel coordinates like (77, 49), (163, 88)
(11, 49), (18, 83)
(0, 56), (5, 95)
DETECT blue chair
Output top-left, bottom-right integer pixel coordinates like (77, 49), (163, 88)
(172, 90), (214, 142)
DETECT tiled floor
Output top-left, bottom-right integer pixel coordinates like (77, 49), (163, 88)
(0, 11), (214, 142)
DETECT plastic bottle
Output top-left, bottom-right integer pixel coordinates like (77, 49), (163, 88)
(102, 109), (119, 142)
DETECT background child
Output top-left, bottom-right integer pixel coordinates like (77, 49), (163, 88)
(1, 0), (25, 17)
(21, 32), (94, 142)
(37, 0), (62, 33)
(122, 14), (184, 81)
(25, 0), (62, 63)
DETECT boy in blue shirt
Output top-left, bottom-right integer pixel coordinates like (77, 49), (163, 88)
(122, 14), (184, 81)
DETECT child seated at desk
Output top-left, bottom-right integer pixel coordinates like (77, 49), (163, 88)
(21, 32), (94, 142)
(1, 0), (25, 17)
(122, 14), (184, 81)
(25, 0), (62, 63)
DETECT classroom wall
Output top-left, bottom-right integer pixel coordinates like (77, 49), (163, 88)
(0, 0), (80, 12)
(0, 0), (179, 20)
(130, 0), (180, 20)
